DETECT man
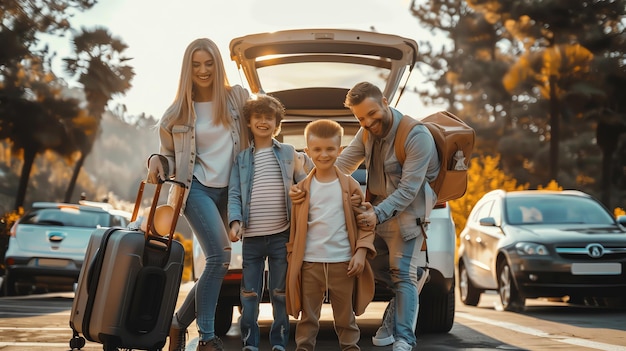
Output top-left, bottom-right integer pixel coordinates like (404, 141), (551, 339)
(292, 81), (439, 351)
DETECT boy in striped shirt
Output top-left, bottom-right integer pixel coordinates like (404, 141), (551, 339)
(228, 94), (310, 351)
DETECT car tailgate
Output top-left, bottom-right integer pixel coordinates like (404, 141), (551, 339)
(14, 225), (96, 257)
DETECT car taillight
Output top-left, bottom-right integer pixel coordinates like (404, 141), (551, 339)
(224, 272), (243, 282)
(434, 202), (447, 209)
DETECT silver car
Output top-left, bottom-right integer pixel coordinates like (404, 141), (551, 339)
(194, 28), (456, 335)
(2, 201), (131, 296)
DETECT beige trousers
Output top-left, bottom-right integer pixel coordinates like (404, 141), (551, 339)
(295, 261), (360, 351)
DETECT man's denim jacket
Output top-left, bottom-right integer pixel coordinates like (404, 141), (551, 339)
(335, 107), (440, 241)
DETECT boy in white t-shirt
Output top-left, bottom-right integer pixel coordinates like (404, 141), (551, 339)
(285, 119), (376, 351)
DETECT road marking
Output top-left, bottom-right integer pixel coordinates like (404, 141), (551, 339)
(0, 311), (69, 316)
(0, 327), (69, 331)
(0, 342), (71, 347)
(456, 311), (626, 351)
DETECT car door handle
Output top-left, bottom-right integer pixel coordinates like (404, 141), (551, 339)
(48, 232), (66, 242)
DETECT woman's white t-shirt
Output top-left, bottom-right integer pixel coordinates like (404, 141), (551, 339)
(193, 101), (233, 187)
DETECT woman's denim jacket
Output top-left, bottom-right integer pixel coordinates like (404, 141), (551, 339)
(335, 107), (440, 241)
(228, 139), (310, 229)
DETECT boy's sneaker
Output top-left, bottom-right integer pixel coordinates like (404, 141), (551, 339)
(372, 298), (395, 346)
(392, 339), (413, 351)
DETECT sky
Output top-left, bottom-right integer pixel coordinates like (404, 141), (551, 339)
(52, 0), (443, 120)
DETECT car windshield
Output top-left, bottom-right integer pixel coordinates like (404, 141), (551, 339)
(20, 208), (111, 228)
(505, 196), (615, 225)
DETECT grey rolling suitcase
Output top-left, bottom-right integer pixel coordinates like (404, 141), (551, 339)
(69, 180), (186, 351)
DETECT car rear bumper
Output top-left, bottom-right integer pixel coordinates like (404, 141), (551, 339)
(5, 256), (82, 285)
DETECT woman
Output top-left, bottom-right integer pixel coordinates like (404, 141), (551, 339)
(146, 38), (249, 351)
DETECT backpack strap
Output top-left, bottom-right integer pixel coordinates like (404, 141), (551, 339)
(361, 115), (421, 165)
(394, 115), (422, 165)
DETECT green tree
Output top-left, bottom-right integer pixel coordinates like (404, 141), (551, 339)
(467, 0), (626, 206)
(63, 27), (135, 202)
(449, 154), (524, 237)
(0, 0), (97, 210)
(409, 0), (514, 157)
(0, 59), (82, 210)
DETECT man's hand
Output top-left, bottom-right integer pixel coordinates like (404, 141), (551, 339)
(350, 193), (361, 207)
(228, 221), (241, 242)
(289, 185), (306, 205)
(355, 202), (376, 230)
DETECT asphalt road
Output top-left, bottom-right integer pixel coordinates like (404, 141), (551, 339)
(1, 281), (626, 350)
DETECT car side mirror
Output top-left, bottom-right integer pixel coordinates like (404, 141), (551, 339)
(617, 215), (626, 228)
(479, 217), (497, 227)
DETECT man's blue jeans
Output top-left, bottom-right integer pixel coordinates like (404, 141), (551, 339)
(240, 230), (290, 351)
(370, 221), (425, 348)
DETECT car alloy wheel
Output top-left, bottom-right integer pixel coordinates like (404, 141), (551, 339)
(458, 262), (480, 306)
(498, 261), (524, 311)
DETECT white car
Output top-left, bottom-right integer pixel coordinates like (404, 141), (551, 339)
(3, 201), (131, 296)
(194, 28), (456, 335)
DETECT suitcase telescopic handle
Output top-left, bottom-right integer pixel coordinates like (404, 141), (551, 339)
(131, 179), (186, 251)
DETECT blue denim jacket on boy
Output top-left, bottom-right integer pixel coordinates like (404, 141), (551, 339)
(228, 139), (310, 228)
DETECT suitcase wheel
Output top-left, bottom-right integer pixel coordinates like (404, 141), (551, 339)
(69, 335), (86, 350)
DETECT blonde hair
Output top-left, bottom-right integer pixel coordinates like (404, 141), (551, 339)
(304, 119), (343, 145)
(161, 38), (231, 127)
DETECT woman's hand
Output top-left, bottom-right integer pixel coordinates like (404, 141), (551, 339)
(147, 155), (166, 184)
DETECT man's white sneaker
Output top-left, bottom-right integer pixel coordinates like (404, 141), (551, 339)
(372, 327), (395, 346)
(392, 339), (413, 351)
(372, 298), (395, 346)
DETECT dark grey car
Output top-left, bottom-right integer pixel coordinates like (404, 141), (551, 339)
(458, 189), (626, 311)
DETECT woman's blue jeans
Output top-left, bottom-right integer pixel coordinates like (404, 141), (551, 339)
(240, 230), (290, 351)
(175, 179), (231, 342)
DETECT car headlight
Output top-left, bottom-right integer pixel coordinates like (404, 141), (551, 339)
(515, 242), (549, 256)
